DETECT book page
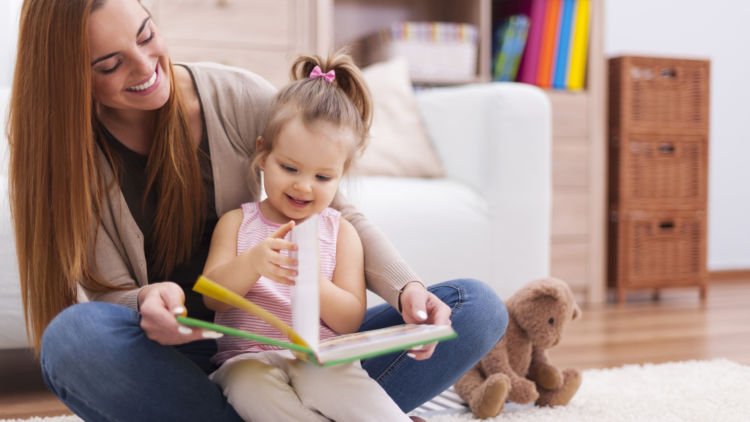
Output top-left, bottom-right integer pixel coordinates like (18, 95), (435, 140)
(316, 324), (456, 366)
(290, 214), (320, 351)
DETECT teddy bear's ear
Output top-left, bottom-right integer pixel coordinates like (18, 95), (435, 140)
(572, 303), (582, 320)
(533, 283), (564, 302)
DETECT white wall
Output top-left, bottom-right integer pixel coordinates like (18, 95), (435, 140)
(1, 0), (21, 87)
(605, 0), (750, 271)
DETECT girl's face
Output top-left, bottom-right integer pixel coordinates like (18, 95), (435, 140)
(88, 0), (170, 113)
(260, 118), (354, 223)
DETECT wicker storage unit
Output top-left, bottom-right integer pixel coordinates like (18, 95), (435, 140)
(608, 56), (710, 303)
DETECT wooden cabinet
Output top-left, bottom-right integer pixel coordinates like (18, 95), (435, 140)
(607, 56), (710, 303)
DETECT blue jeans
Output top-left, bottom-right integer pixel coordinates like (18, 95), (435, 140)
(41, 279), (507, 421)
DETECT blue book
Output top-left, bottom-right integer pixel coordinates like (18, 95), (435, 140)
(553, 0), (575, 89)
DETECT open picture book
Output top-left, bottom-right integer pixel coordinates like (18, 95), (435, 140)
(177, 215), (457, 367)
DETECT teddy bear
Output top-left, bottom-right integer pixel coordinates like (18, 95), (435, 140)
(454, 277), (582, 419)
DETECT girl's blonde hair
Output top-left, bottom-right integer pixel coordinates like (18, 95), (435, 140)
(8, 0), (205, 354)
(253, 51), (372, 174)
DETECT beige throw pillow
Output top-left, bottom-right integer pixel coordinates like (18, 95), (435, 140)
(353, 58), (445, 178)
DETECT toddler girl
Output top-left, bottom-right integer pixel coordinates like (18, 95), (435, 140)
(202, 52), (412, 421)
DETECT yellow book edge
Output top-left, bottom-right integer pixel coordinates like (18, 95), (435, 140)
(192, 275), (310, 348)
(567, 0), (590, 90)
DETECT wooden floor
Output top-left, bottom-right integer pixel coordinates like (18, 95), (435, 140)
(550, 279), (750, 369)
(1, 279), (749, 419)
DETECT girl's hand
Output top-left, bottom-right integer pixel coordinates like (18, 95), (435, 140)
(399, 282), (452, 360)
(246, 220), (298, 285)
(138, 282), (223, 345)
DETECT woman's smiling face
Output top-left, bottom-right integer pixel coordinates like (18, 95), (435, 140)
(88, 0), (170, 112)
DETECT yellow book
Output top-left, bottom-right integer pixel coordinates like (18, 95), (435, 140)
(567, 0), (590, 90)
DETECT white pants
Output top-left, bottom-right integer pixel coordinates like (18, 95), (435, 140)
(211, 350), (411, 422)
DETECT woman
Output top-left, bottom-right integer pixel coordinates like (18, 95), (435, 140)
(8, 0), (508, 420)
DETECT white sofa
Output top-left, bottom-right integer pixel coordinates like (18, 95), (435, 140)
(0, 82), (551, 349)
(1, 86), (24, 348)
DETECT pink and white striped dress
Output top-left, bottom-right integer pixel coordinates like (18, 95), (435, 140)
(212, 202), (340, 365)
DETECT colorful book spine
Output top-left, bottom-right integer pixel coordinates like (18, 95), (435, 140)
(493, 15), (530, 81)
(493, 18), (514, 80)
(553, 0), (576, 89)
(537, 0), (563, 87)
(517, 0), (546, 84)
(567, 0), (590, 90)
(388, 22), (478, 43)
(506, 16), (530, 81)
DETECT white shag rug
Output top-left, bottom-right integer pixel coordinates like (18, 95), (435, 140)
(4, 359), (749, 422)
(428, 359), (750, 422)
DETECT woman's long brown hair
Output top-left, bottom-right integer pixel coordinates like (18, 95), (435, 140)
(8, 0), (204, 354)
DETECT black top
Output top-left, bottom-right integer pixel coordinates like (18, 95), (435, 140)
(99, 68), (218, 322)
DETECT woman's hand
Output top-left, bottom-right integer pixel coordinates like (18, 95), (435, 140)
(246, 220), (298, 285)
(399, 282), (452, 360)
(137, 282), (222, 345)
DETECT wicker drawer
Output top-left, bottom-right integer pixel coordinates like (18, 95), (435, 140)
(609, 210), (706, 288)
(609, 134), (707, 209)
(609, 56), (709, 134)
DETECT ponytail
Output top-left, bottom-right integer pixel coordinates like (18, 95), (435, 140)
(290, 52), (372, 135)
(255, 50), (373, 173)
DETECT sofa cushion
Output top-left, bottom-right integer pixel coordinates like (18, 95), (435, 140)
(344, 176), (492, 304)
(353, 58), (445, 178)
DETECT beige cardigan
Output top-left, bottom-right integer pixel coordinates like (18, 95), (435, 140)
(85, 63), (419, 311)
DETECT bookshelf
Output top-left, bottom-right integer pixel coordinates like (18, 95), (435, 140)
(315, 0), (492, 84)
(607, 56), (710, 303)
(152, 0), (606, 303)
(315, 0), (607, 304)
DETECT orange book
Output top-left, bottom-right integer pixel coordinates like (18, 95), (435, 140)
(536, 0), (563, 87)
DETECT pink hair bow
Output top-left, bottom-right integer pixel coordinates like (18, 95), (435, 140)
(309, 65), (336, 83)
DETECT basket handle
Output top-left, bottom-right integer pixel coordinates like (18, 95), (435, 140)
(660, 67), (678, 79)
(658, 220), (676, 231)
(658, 143), (675, 154)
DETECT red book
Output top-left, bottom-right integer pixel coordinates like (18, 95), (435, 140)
(517, 0), (547, 84)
